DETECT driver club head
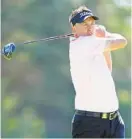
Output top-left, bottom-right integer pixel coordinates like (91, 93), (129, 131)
(2, 43), (16, 60)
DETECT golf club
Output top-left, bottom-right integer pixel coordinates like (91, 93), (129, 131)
(2, 33), (74, 60)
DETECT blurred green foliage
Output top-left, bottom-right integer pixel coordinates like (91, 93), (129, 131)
(1, 0), (131, 138)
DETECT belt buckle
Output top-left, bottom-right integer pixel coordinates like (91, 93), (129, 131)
(109, 112), (117, 120)
(102, 113), (107, 119)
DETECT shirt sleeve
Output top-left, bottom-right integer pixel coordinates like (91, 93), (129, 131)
(93, 33), (126, 53)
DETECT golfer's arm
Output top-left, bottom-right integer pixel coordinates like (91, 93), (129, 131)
(104, 33), (127, 52)
(103, 52), (112, 72)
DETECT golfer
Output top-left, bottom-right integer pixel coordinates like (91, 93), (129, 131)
(69, 5), (127, 138)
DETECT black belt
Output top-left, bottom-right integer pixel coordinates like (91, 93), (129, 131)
(75, 110), (118, 120)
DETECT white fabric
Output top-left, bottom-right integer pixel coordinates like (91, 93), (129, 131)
(69, 35), (119, 112)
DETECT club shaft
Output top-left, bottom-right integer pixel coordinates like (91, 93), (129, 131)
(23, 33), (74, 45)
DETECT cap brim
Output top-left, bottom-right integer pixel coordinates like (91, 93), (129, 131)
(83, 15), (99, 21)
(92, 16), (99, 20)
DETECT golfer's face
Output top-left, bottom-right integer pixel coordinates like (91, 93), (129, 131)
(74, 17), (95, 36)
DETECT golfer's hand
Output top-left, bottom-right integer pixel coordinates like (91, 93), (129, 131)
(94, 25), (106, 37)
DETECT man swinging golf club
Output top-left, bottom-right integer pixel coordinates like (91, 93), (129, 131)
(2, 5), (127, 138)
(69, 5), (127, 138)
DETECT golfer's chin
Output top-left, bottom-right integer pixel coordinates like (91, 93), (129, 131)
(87, 29), (94, 36)
(78, 32), (93, 36)
(87, 32), (93, 36)
(76, 30), (94, 37)
(80, 31), (93, 36)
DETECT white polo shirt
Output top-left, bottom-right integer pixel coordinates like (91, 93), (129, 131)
(69, 35), (119, 113)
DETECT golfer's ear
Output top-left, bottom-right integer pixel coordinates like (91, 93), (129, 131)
(71, 24), (76, 33)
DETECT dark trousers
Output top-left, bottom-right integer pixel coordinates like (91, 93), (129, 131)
(72, 111), (125, 138)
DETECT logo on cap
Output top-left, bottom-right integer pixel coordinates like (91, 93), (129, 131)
(80, 11), (91, 18)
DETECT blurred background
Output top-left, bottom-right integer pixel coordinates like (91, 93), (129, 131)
(1, 0), (131, 138)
